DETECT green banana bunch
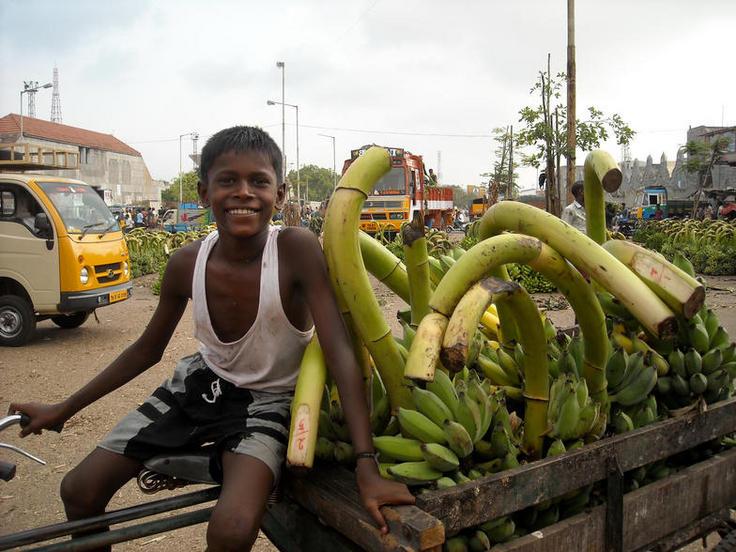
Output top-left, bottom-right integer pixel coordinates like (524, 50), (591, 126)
(608, 351), (657, 407)
(373, 435), (424, 462)
(547, 373), (600, 441)
(387, 461), (442, 485)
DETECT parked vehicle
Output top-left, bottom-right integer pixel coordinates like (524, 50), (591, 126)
(0, 173), (132, 346)
(161, 204), (211, 233)
(343, 146), (454, 233)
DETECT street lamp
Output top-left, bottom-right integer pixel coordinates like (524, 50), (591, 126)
(267, 100), (300, 203)
(318, 134), (337, 190)
(19, 82), (52, 139)
(276, 61), (286, 183)
(178, 132), (196, 205)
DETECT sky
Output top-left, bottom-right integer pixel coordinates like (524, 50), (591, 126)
(1, 0), (735, 193)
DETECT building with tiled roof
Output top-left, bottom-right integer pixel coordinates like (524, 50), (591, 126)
(0, 114), (163, 207)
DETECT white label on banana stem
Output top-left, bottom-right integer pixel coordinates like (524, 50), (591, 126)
(290, 404), (312, 466)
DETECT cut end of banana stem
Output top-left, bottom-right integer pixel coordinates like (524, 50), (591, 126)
(440, 343), (467, 374)
(684, 287), (706, 319)
(656, 317), (679, 340)
(601, 168), (623, 193)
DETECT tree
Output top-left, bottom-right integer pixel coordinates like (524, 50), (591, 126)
(515, 57), (634, 216)
(286, 165), (338, 203)
(161, 170), (200, 205)
(682, 135), (732, 216)
(450, 185), (474, 209)
(481, 127), (520, 202)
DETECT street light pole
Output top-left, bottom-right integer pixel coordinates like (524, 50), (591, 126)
(276, 61), (286, 184)
(19, 82), (51, 140)
(267, 100), (300, 203)
(318, 134), (337, 189)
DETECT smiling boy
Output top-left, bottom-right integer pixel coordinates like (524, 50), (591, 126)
(12, 126), (414, 551)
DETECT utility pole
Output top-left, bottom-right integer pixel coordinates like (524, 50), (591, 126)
(566, 0), (576, 201)
(276, 61), (286, 184)
(508, 125), (514, 200)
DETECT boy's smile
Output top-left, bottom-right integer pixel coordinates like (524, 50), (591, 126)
(199, 150), (285, 238)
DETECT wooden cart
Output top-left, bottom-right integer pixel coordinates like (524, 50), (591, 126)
(262, 397), (736, 552)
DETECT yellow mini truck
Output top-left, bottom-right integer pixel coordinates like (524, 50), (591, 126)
(0, 173), (132, 346)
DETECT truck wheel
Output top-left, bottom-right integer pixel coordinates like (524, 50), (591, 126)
(0, 295), (36, 347)
(51, 311), (90, 329)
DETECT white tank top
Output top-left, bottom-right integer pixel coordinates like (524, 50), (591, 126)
(192, 226), (315, 392)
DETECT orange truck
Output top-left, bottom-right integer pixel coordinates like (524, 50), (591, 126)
(343, 146), (454, 234)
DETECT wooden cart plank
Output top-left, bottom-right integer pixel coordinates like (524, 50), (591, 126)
(417, 398), (736, 534)
(638, 509), (732, 552)
(491, 449), (736, 552)
(286, 468), (444, 552)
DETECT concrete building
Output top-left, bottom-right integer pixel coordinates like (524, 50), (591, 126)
(0, 113), (163, 207)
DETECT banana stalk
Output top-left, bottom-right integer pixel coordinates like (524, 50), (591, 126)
(489, 278), (549, 459)
(529, 245), (609, 404)
(602, 239), (705, 320)
(402, 212), (432, 325)
(441, 279), (498, 373)
(287, 336), (327, 469)
(477, 201), (677, 339)
(404, 313), (449, 381)
(359, 231), (410, 303)
(490, 266), (520, 347)
(583, 150), (623, 245)
(429, 234), (543, 316)
(323, 147), (413, 410)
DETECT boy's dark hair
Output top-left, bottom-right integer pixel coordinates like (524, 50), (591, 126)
(199, 126), (283, 183)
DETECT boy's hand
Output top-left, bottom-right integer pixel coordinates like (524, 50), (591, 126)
(8, 402), (69, 437)
(356, 460), (416, 534)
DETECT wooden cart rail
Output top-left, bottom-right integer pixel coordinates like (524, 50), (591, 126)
(286, 397), (736, 550)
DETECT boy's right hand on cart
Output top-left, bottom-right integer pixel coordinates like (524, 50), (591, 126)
(8, 402), (68, 437)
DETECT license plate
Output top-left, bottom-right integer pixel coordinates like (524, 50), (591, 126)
(109, 289), (128, 303)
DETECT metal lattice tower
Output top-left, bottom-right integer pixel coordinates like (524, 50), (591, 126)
(23, 81), (39, 118)
(51, 66), (62, 123)
(621, 143), (631, 169)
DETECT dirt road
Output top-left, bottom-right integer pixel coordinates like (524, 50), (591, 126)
(1, 274), (735, 550)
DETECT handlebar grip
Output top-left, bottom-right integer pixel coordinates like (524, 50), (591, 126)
(0, 460), (17, 482)
(18, 413), (64, 433)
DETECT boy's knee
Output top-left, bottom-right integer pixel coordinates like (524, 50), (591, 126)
(207, 511), (260, 551)
(60, 468), (106, 514)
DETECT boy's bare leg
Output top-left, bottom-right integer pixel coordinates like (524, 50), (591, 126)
(206, 451), (274, 552)
(60, 448), (143, 552)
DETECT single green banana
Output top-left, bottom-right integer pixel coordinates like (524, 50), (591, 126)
(420, 443), (460, 472)
(397, 408), (447, 444)
(388, 461), (442, 485)
(372, 435), (424, 462)
(442, 419), (474, 458)
(412, 386), (454, 427)
(426, 369), (460, 414)
(610, 365), (657, 406)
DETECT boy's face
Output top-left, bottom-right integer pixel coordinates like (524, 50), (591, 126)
(198, 150), (285, 238)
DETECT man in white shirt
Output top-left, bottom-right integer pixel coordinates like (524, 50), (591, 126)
(561, 181), (586, 233)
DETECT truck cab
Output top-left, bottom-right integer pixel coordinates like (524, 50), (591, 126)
(343, 145), (454, 234)
(0, 173), (132, 346)
(633, 186), (668, 220)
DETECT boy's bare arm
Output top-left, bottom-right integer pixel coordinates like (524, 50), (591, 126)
(283, 229), (415, 532)
(10, 246), (196, 437)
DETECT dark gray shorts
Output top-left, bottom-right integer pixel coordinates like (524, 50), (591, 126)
(98, 353), (293, 480)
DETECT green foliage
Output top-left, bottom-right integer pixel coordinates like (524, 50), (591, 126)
(287, 165), (337, 202)
(682, 136), (732, 190)
(161, 170), (200, 204)
(516, 89), (635, 170)
(633, 220), (736, 275)
(450, 185), (476, 209)
(480, 127), (520, 199)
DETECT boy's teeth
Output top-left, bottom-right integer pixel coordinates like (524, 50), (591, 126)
(229, 208), (257, 215)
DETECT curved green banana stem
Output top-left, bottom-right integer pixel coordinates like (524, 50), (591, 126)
(477, 201), (677, 339)
(487, 278), (548, 460)
(583, 150), (622, 245)
(359, 231), (410, 303)
(529, 245), (609, 404)
(602, 239), (705, 320)
(323, 146), (413, 411)
(489, 266), (520, 347)
(402, 212), (432, 326)
(429, 234), (543, 316)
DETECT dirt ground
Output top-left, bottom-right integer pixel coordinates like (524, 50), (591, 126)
(1, 273), (735, 550)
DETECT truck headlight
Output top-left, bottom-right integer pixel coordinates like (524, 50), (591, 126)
(123, 261), (129, 276)
(80, 267), (89, 284)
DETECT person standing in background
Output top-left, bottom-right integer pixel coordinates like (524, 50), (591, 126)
(561, 181), (586, 233)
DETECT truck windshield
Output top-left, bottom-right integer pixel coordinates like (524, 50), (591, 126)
(37, 182), (117, 234)
(372, 167), (406, 195)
